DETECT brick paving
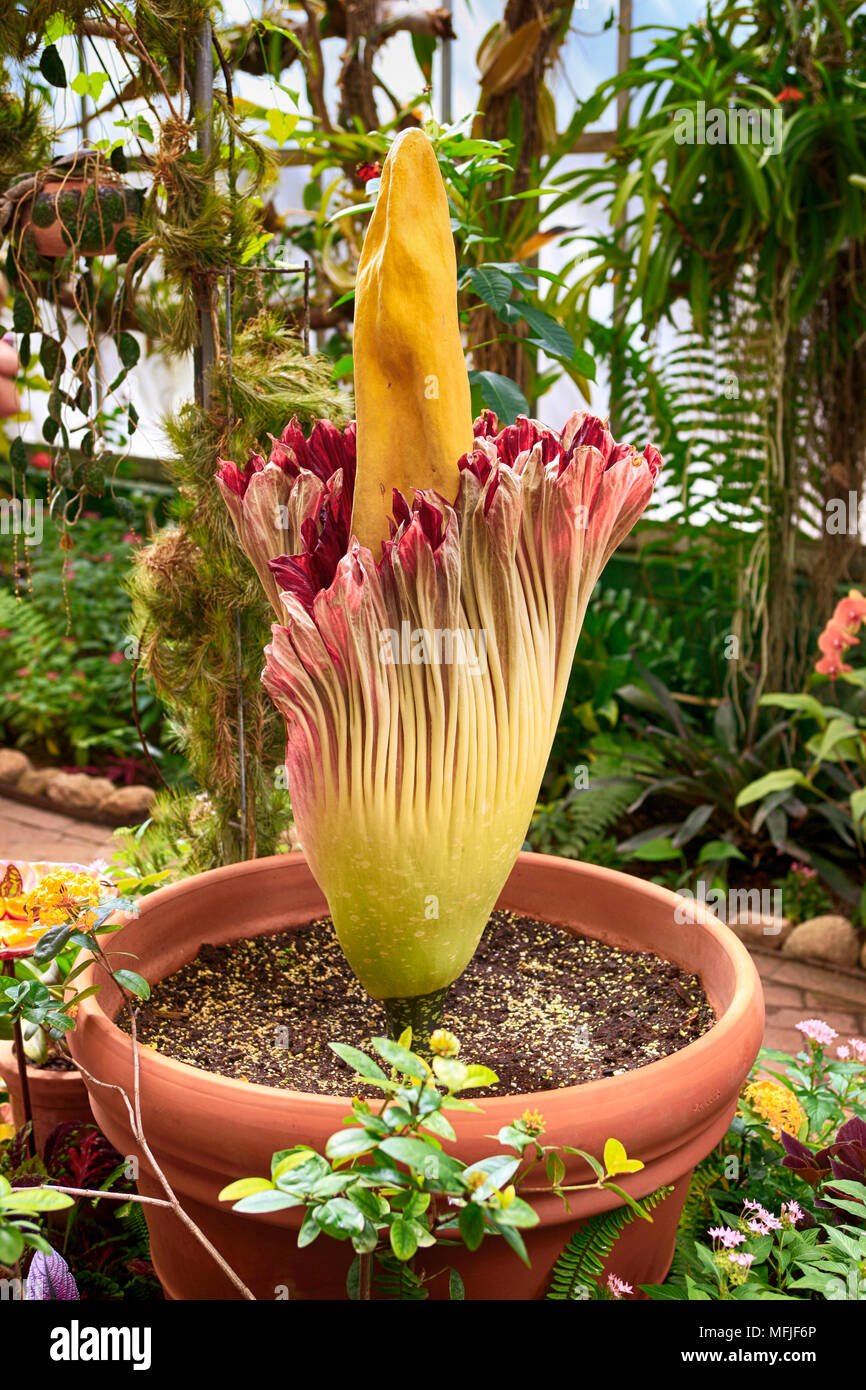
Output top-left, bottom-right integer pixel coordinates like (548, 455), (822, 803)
(1, 793), (864, 1057)
(0, 793), (115, 868)
(752, 948), (866, 1054)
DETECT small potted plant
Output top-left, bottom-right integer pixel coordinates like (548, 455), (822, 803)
(0, 861), (133, 1150)
(70, 130), (764, 1300)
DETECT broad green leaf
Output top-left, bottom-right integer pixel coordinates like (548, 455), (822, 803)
(735, 769), (811, 808)
(369, 1036), (429, 1079)
(467, 369), (529, 425)
(389, 1217), (418, 1261)
(329, 1042), (389, 1085)
(324, 1128), (377, 1162)
(458, 1201), (485, 1250)
(218, 1177), (273, 1202)
(112, 969), (150, 1000)
(313, 1197), (366, 1240)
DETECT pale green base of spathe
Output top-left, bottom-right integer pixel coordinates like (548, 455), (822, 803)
(299, 795), (538, 1001)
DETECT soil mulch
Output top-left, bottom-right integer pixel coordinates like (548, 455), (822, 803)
(124, 910), (715, 1098)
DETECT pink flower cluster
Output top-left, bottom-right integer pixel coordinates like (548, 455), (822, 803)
(743, 1198), (783, 1235)
(837, 1038), (866, 1063)
(606, 1273), (633, 1299)
(790, 860), (817, 881)
(708, 1225), (746, 1248)
(815, 589), (866, 678)
(796, 1018), (838, 1047)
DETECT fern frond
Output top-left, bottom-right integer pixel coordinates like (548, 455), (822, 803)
(677, 1162), (723, 1247)
(546, 1185), (674, 1300)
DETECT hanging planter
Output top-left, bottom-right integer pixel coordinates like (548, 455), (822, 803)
(0, 152), (143, 263)
(23, 170), (142, 261)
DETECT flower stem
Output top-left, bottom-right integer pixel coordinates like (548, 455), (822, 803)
(383, 989), (449, 1048)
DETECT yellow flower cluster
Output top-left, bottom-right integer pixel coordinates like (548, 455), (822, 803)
(742, 1079), (804, 1140)
(0, 871), (101, 951)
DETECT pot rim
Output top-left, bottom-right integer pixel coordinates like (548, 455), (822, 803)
(70, 851), (764, 1116)
(0, 1036), (85, 1086)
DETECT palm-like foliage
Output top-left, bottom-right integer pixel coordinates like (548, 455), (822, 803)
(559, 0), (866, 698)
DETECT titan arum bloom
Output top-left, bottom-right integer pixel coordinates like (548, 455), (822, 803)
(218, 129), (661, 1034)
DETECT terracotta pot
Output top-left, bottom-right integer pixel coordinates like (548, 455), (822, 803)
(69, 852), (763, 1301)
(25, 179), (141, 259)
(0, 1039), (93, 1151)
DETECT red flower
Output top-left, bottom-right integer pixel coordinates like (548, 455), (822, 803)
(356, 160), (382, 185)
(777, 86), (804, 103)
(30, 451), (52, 470)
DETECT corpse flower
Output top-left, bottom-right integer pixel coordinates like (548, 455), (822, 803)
(217, 129), (661, 1035)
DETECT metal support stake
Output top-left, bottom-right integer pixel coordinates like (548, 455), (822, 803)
(224, 263), (248, 862)
(440, 0), (453, 124)
(609, 0), (633, 436)
(3, 959), (35, 1157)
(193, 20), (216, 410)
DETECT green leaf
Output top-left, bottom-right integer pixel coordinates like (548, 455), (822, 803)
(298, 1210), (321, 1249)
(623, 835), (680, 862)
(347, 1186), (388, 1222)
(467, 265), (514, 312)
(462, 1154), (521, 1197)
(32, 925), (72, 963)
(698, 840), (747, 864)
(39, 336), (63, 380)
(233, 1189), (301, 1213)
(735, 769), (812, 808)
(1, 1188), (73, 1213)
(331, 354), (354, 381)
(467, 369), (528, 425)
(759, 692), (829, 722)
(389, 1217), (418, 1261)
(514, 302), (574, 360)
(458, 1201), (486, 1251)
(329, 1042), (389, 1085)
(265, 108), (299, 146)
(9, 438), (28, 475)
(112, 969), (150, 1000)
(488, 1195), (538, 1228)
(313, 1197), (366, 1241)
(12, 292), (34, 335)
(0, 1221), (24, 1267)
(218, 1177), (274, 1202)
(448, 1267), (465, 1300)
(379, 1135), (442, 1170)
(324, 1127), (377, 1162)
(369, 1036), (428, 1078)
(271, 1148), (316, 1180)
(71, 71), (109, 101)
(491, 1219), (530, 1265)
(115, 332), (140, 370)
(45, 14), (74, 41)
(39, 43), (67, 88)
(850, 788), (866, 825)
